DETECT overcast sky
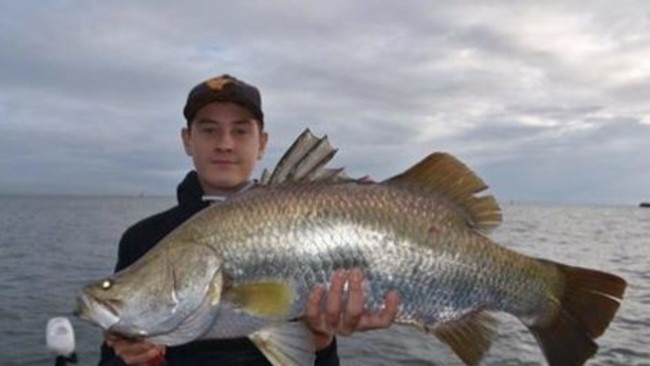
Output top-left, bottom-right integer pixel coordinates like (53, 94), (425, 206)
(1, 1), (648, 205)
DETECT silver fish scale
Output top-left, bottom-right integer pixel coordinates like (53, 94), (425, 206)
(191, 181), (559, 328)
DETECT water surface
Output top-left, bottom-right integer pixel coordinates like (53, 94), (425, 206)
(0, 197), (647, 365)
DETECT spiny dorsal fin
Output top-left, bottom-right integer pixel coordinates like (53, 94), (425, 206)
(260, 129), (350, 185)
(431, 311), (498, 366)
(384, 152), (502, 234)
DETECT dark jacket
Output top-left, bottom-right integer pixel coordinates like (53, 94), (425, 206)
(99, 171), (339, 366)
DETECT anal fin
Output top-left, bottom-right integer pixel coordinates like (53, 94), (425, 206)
(431, 311), (497, 366)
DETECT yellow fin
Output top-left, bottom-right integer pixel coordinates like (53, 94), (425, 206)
(431, 311), (497, 366)
(384, 152), (502, 234)
(226, 282), (295, 318)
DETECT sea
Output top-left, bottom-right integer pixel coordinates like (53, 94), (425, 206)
(0, 195), (648, 366)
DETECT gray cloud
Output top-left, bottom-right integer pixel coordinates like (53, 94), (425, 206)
(1, 1), (649, 204)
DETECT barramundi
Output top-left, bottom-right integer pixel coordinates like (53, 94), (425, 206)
(76, 130), (626, 366)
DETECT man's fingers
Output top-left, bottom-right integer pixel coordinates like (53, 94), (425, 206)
(377, 290), (400, 325)
(340, 268), (365, 334)
(144, 349), (166, 366)
(122, 346), (163, 365)
(382, 290), (400, 314)
(325, 270), (346, 329)
(305, 284), (325, 329)
(306, 269), (400, 337)
(106, 334), (165, 366)
(358, 290), (400, 330)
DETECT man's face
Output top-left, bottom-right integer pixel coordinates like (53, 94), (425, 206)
(182, 102), (268, 194)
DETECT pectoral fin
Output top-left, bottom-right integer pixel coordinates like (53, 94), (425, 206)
(249, 321), (316, 366)
(225, 282), (295, 319)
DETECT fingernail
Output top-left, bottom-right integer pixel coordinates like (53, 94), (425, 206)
(334, 270), (346, 280)
(351, 268), (363, 280)
(312, 284), (324, 296)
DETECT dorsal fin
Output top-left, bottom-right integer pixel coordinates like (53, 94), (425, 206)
(383, 152), (502, 234)
(260, 129), (350, 185)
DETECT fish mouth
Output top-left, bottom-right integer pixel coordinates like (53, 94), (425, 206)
(74, 293), (121, 329)
(73, 295), (89, 319)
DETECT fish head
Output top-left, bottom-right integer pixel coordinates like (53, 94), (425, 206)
(75, 241), (225, 343)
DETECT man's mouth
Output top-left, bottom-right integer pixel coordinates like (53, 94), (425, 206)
(212, 159), (238, 166)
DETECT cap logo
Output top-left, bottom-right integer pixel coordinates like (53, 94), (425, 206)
(206, 77), (234, 91)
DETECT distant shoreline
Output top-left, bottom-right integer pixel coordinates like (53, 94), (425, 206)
(0, 193), (175, 199)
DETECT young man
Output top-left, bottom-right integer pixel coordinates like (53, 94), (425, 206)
(99, 75), (400, 366)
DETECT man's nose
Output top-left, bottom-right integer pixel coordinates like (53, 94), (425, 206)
(215, 131), (235, 150)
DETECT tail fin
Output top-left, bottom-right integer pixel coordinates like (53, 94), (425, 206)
(529, 263), (626, 366)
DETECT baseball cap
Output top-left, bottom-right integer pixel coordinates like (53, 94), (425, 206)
(183, 74), (264, 127)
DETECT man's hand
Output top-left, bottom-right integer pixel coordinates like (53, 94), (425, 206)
(303, 268), (400, 351)
(105, 333), (166, 366)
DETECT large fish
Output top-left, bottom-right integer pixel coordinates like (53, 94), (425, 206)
(76, 130), (626, 366)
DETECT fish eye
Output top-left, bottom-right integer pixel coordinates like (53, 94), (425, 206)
(101, 279), (113, 290)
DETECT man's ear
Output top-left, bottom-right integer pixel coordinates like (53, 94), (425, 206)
(181, 127), (192, 156)
(258, 132), (269, 160)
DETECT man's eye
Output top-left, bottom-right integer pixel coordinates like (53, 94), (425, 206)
(234, 128), (249, 135)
